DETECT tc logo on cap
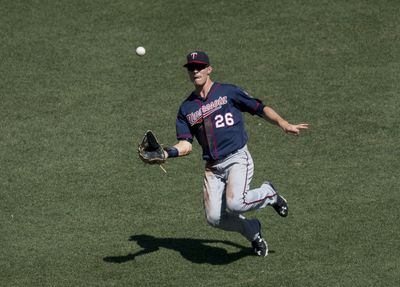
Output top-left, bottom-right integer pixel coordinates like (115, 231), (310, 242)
(190, 52), (198, 59)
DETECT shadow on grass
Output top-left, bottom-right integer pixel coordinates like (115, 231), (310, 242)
(103, 234), (259, 265)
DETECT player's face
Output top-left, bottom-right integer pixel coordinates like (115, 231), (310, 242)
(187, 64), (212, 86)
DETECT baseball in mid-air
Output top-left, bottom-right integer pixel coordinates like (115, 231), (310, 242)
(136, 46), (146, 56)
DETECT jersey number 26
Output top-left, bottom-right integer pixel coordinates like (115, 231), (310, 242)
(215, 113), (234, 128)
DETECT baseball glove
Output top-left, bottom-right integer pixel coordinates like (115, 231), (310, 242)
(138, 130), (166, 165)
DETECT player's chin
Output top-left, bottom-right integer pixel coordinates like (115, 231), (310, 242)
(194, 78), (205, 85)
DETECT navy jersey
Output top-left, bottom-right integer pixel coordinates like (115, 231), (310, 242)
(176, 83), (265, 161)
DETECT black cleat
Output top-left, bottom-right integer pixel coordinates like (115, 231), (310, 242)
(273, 194), (288, 217)
(265, 181), (289, 217)
(251, 221), (268, 257)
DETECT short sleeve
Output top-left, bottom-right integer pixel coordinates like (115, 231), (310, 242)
(231, 86), (265, 116)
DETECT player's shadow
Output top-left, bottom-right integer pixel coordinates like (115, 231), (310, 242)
(103, 234), (254, 265)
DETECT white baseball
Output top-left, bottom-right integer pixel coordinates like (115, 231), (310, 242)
(136, 46), (146, 56)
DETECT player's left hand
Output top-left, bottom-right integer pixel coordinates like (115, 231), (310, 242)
(283, 123), (309, 136)
(138, 130), (167, 164)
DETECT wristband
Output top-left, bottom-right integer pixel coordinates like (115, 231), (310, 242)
(166, 147), (179, 158)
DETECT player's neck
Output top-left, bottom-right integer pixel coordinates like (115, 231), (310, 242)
(196, 79), (214, 99)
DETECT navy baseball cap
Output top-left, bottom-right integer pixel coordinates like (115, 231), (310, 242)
(183, 51), (210, 67)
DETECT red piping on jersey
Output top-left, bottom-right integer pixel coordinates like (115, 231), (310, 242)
(210, 114), (218, 160)
(206, 83), (221, 159)
(194, 83), (221, 160)
(195, 98), (218, 160)
(206, 83), (221, 100)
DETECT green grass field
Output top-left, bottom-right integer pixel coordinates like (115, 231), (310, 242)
(1, 0), (399, 286)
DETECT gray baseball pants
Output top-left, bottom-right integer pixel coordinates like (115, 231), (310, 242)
(203, 145), (278, 241)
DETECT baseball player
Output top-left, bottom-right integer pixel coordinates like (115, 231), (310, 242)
(163, 51), (309, 256)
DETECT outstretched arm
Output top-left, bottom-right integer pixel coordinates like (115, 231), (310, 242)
(263, 106), (309, 136)
(164, 140), (193, 158)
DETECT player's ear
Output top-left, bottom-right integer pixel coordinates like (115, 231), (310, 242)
(207, 65), (213, 74)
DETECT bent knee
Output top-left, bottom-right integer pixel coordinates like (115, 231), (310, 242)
(226, 197), (244, 213)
